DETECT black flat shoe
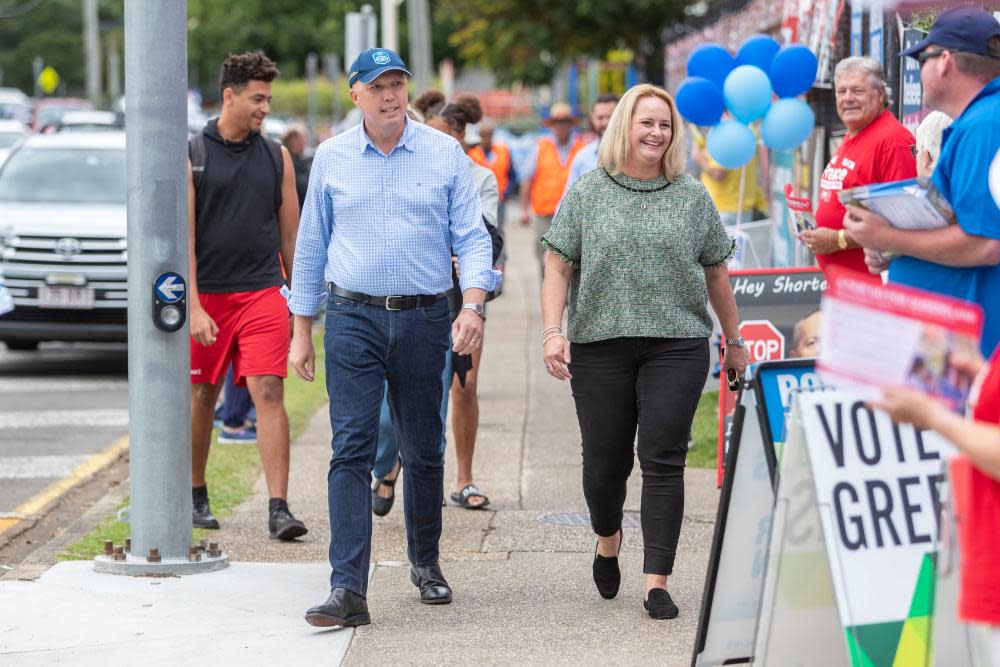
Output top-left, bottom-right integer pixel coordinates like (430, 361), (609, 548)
(305, 588), (371, 628)
(372, 460), (400, 517)
(644, 588), (679, 619)
(592, 528), (623, 599)
(410, 564), (453, 605)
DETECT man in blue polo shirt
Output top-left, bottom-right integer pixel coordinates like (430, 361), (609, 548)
(288, 48), (500, 628)
(846, 7), (1000, 356)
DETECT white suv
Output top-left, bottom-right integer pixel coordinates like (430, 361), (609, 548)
(0, 132), (127, 350)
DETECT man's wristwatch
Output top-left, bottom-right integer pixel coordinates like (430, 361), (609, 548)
(837, 229), (848, 250)
(725, 336), (745, 347)
(462, 303), (486, 320)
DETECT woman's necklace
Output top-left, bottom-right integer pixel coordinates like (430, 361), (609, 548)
(604, 169), (670, 209)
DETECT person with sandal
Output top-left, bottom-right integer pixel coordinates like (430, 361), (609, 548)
(540, 84), (748, 619)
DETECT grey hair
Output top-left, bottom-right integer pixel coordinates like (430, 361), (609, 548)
(834, 57), (891, 107)
(915, 111), (952, 166)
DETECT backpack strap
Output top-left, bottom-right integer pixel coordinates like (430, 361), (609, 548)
(188, 131), (206, 195)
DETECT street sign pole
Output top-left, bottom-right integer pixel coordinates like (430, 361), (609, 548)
(96, 0), (226, 576)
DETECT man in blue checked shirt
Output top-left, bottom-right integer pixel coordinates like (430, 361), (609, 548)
(290, 48), (501, 628)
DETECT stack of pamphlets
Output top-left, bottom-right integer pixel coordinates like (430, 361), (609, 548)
(837, 176), (955, 229)
(783, 183), (816, 241)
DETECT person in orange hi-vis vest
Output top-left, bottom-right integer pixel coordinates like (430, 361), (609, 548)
(519, 102), (588, 276)
(467, 119), (514, 268)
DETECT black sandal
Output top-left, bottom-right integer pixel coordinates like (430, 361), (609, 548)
(371, 460), (400, 517)
(450, 483), (490, 510)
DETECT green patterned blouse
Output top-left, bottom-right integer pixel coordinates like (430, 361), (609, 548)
(541, 168), (735, 344)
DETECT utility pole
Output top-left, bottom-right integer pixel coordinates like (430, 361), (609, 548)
(306, 52), (318, 147)
(345, 4), (377, 75)
(406, 0), (433, 94)
(96, 0), (227, 576)
(107, 32), (121, 103)
(83, 0), (101, 105)
(381, 0), (399, 52)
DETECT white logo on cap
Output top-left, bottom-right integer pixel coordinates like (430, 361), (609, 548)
(373, 51), (391, 65)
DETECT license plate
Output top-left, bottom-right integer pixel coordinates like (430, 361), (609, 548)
(38, 285), (95, 309)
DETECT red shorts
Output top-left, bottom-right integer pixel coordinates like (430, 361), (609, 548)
(190, 286), (289, 386)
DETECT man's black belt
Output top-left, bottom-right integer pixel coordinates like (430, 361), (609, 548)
(327, 283), (446, 311)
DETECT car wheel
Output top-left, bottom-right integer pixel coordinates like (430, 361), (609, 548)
(3, 340), (39, 351)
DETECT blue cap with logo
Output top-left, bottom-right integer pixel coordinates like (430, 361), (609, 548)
(348, 48), (413, 87)
(899, 6), (1000, 60)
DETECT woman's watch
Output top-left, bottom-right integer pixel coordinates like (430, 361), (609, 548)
(837, 229), (848, 249)
(725, 336), (745, 347)
(462, 303), (486, 320)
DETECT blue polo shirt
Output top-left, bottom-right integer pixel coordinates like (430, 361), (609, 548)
(889, 76), (1000, 356)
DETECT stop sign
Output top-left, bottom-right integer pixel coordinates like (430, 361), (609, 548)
(737, 319), (785, 362)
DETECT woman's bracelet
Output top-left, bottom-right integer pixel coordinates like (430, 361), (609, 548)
(542, 332), (566, 345)
(542, 326), (563, 337)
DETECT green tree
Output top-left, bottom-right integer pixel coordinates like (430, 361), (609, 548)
(435, 0), (690, 86)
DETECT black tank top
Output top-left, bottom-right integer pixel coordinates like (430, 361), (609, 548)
(193, 119), (284, 293)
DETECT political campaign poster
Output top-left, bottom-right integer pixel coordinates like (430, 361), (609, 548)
(900, 26), (927, 134)
(819, 268), (983, 412)
(801, 390), (952, 665)
(755, 359), (822, 463)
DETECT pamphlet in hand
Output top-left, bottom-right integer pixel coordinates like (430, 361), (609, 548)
(783, 183), (816, 241)
(837, 176), (956, 230)
(818, 268), (983, 412)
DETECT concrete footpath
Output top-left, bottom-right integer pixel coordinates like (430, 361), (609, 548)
(0, 217), (721, 666)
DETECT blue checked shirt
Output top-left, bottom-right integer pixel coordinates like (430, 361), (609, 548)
(289, 119), (501, 316)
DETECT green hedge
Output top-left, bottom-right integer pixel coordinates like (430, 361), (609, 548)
(269, 77), (353, 118)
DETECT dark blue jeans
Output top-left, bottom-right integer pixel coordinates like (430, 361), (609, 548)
(220, 365), (253, 428)
(323, 291), (451, 596)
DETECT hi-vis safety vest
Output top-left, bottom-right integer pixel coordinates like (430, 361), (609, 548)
(469, 143), (511, 201)
(529, 136), (586, 217)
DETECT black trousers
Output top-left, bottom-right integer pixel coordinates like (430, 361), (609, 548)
(569, 337), (709, 575)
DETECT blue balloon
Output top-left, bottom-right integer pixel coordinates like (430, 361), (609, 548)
(676, 77), (725, 126)
(736, 34), (781, 71)
(761, 98), (815, 150)
(707, 120), (757, 169)
(769, 45), (819, 98)
(723, 65), (773, 124)
(687, 43), (736, 89)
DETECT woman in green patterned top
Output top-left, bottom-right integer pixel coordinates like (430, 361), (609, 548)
(540, 84), (748, 620)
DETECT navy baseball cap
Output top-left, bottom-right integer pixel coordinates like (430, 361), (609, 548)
(348, 48), (412, 87)
(899, 7), (1000, 60)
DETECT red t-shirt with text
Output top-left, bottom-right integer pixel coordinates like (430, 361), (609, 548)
(952, 344), (1000, 624)
(814, 110), (916, 282)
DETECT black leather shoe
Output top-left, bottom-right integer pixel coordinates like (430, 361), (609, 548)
(410, 564), (453, 605)
(371, 459), (400, 517)
(644, 588), (679, 619)
(592, 528), (622, 599)
(305, 588), (371, 628)
(192, 498), (220, 529)
(269, 506), (308, 541)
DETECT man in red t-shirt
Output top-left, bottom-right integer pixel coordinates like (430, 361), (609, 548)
(802, 57), (916, 282)
(876, 345), (1000, 653)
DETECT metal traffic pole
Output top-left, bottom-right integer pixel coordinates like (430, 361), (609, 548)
(95, 0), (227, 576)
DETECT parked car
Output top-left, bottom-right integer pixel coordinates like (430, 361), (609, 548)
(31, 97), (93, 132)
(0, 119), (29, 164)
(0, 87), (31, 123)
(53, 110), (123, 133)
(0, 132), (127, 349)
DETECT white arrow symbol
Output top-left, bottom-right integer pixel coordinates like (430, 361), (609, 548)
(157, 275), (184, 302)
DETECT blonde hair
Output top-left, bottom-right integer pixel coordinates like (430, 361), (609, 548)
(598, 84), (686, 181)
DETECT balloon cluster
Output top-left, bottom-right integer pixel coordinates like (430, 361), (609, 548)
(676, 35), (818, 168)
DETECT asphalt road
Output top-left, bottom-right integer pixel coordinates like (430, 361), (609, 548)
(0, 343), (128, 525)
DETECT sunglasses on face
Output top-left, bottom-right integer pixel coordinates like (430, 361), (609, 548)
(917, 49), (946, 66)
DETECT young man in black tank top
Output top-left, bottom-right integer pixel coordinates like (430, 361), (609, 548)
(187, 52), (306, 540)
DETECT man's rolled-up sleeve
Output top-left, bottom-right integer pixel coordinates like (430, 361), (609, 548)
(288, 147), (335, 316)
(450, 143), (502, 293)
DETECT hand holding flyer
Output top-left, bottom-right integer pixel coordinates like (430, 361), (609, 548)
(837, 176), (956, 230)
(783, 183), (816, 242)
(818, 268), (983, 412)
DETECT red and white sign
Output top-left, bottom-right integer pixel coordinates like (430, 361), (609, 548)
(717, 320), (786, 486)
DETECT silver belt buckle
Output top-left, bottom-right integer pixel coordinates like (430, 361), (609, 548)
(384, 296), (404, 311)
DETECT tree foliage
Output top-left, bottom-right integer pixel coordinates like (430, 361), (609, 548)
(435, 0), (690, 85)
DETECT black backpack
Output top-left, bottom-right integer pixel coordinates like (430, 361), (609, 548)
(188, 130), (284, 202)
